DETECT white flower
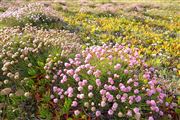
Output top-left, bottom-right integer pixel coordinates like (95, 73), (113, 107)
(118, 112), (123, 117)
(88, 92), (93, 98)
(24, 92), (31, 97)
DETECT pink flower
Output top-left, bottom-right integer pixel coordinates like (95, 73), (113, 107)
(112, 102), (118, 111)
(121, 96), (126, 102)
(82, 79), (87, 86)
(75, 67), (81, 73)
(134, 89), (139, 94)
(159, 111), (164, 116)
(100, 89), (106, 95)
(126, 110), (132, 117)
(50, 95), (54, 99)
(127, 78), (133, 84)
(108, 109), (114, 115)
(129, 100), (133, 104)
(65, 63), (71, 68)
(108, 77), (114, 85)
(165, 102), (169, 106)
(129, 96), (134, 101)
(74, 110), (80, 116)
(143, 73), (150, 79)
(134, 82), (139, 87)
(133, 107), (140, 114)
(87, 70), (93, 75)
(146, 100), (151, 105)
(114, 64), (121, 70)
(67, 87), (73, 93)
(53, 98), (58, 103)
(60, 95), (64, 99)
(86, 53), (92, 60)
(127, 86), (132, 92)
(88, 85), (93, 90)
(96, 111), (101, 117)
(57, 70), (62, 75)
(124, 69), (128, 74)
(85, 64), (91, 68)
(67, 69), (74, 76)
(154, 107), (159, 112)
(150, 100), (156, 106)
(135, 96), (141, 102)
(147, 89), (155, 96)
(101, 101), (106, 107)
(159, 93), (166, 99)
(148, 116), (154, 120)
(72, 101), (78, 107)
(135, 113), (141, 120)
(107, 94), (114, 102)
(75, 54), (81, 58)
(73, 74), (78, 79)
(156, 87), (162, 92)
(68, 58), (74, 64)
(108, 55), (113, 60)
(96, 79), (101, 87)
(120, 85), (126, 92)
(78, 86), (83, 91)
(61, 75), (67, 83)
(93, 70), (101, 78)
(53, 86), (58, 92)
(116, 94), (121, 99)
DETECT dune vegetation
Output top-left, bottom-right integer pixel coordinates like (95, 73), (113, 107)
(0, 0), (179, 120)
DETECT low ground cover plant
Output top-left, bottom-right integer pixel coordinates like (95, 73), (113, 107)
(0, 0), (179, 120)
(0, 25), (81, 119)
(50, 44), (178, 119)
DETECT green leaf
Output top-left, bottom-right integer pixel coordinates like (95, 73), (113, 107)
(28, 68), (37, 76)
(62, 98), (72, 114)
(175, 108), (180, 114)
(166, 97), (173, 103)
(26, 79), (35, 89)
(37, 61), (44, 67)
(67, 118), (73, 120)
(39, 106), (52, 119)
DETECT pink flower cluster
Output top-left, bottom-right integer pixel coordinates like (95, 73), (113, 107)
(51, 44), (177, 119)
(0, 2), (59, 21)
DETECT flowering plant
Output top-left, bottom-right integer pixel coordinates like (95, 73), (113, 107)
(51, 44), (178, 119)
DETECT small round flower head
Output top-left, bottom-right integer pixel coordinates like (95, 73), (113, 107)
(53, 98), (58, 103)
(101, 101), (106, 107)
(84, 102), (89, 108)
(91, 107), (96, 112)
(74, 110), (80, 116)
(96, 79), (101, 86)
(118, 112), (123, 117)
(133, 107), (140, 114)
(48, 44), (178, 119)
(114, 64), (121, 70)
(108, 109), (114, 115)
(50, 94), (54, 99)
(135, 96), (141, 102)
(127, 110), (132, 117)
(134, 89), (139, 94)
(24, 92), (31, 97)
(96, 110), (101, 117)
(72, 101), (78, 107)
(148, 116), (154, 120)
(88, 85), (93, 90)
(88, 92), (93, 98)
